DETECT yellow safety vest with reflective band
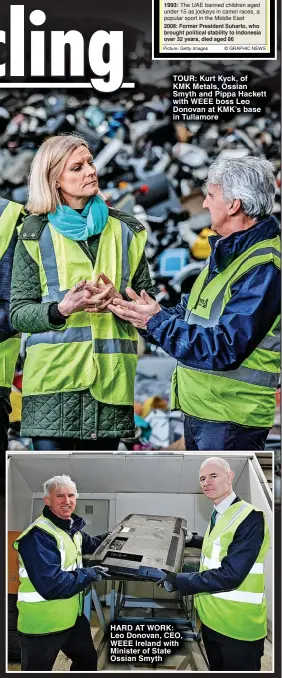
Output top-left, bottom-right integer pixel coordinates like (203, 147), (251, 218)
(13, 514), (83, 634)
(194, 500), (270, 641)
(0, 198), (23, 388)
(19, 210), (147, 404)
(171, 235), (281, 427)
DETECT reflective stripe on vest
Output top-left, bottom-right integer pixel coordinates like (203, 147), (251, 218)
(26, 327), (92, 347)
(258, 324), (280, 353)
(184, 244), (281, 328)
(39, 225), (66, 303)
(194, 501), (270, 641)
(18, 591), (46, 603)
(213, 591), (264, 604)
(19, 557), (78, 581)
(21, 217), (146, 403)
(202, 554), (264, 575)
(172, 236), (281, 427)
(120, 221), (135, 294)
(178, 363), (280, 389)
(26, 330), (137, 354)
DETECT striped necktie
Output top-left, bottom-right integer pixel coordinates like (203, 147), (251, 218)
(209, 508), (218, 534)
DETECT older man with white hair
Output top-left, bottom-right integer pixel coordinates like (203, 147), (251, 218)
(158, 456), (270, 671)
(109, 156), (281, 451)
(13, 474), (109, 671)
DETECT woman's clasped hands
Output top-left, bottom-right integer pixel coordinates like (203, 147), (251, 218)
(57, 273), (122, 317)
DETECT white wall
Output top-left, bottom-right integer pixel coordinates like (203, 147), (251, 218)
(7, 452), (249, 495)
(247, 459), (273, 637)
(115, 492), (194, 527)
(7, 458), (32, 531)
(234, 463), (251, 502)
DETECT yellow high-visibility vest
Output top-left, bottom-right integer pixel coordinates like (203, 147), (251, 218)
(194, 500), (270, 641)
(0, 199), (23, 388)
(14, 515), (83, 634)
(19, 211), (147, 404)
(172, 235), (281, 427)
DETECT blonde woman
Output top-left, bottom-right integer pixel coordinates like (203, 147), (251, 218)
(11, 134), (153, 450)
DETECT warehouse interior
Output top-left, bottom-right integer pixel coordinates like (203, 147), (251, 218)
(7, 451), (273, 671)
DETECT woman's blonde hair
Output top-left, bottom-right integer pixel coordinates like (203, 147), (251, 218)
(26, 134), (90, 214)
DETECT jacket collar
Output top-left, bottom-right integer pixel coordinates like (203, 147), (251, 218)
(213, 490), (237, 516)
(42, 505), (86, 533)
(205, 497), (244, 542)
(209, 215), (280, 272)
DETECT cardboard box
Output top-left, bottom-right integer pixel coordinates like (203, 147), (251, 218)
(8, 532), (20, 594)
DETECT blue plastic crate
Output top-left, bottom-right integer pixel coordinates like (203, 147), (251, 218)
(159, 248), (189, 277)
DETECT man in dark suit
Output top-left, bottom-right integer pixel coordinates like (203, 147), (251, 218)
(158, 456), (270, 671)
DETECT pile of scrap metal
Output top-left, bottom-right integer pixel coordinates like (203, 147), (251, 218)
(0, 85), (280, 306)
(2, 54), (280, 452)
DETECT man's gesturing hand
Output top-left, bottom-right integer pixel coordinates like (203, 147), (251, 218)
(108, 288), (161, 328)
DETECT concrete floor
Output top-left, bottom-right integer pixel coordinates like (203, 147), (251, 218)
(8, 608), (273, 672)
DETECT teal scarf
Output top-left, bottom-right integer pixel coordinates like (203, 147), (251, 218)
(48, 195), (109, 241)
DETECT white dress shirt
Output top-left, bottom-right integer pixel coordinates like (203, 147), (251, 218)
(213, 490), (237, 524)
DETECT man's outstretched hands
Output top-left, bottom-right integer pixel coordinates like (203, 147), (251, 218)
(57, 277), (160, 323)
(108, 288), (161, 328)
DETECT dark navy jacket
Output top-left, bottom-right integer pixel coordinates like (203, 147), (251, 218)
(176, 496), (265, 595)
(17, 506), (106, 600)
(146, 216), (280, 371)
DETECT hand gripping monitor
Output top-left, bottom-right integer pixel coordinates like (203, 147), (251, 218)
(89, 513), (187, 581)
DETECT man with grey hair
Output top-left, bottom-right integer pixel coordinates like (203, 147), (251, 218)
(13, 474), (109, 671)
(158, 456), (270, 671)
(109, 156), (280, 451)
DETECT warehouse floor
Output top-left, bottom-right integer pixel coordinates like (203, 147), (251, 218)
(8, 609), (273, 671)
